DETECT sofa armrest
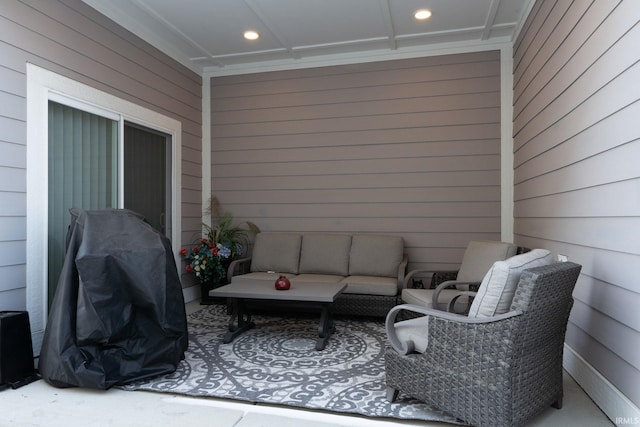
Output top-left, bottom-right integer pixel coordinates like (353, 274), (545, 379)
(227, 256), (252, 280)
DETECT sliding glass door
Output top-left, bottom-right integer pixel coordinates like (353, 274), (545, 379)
(47, 102), (171, 303)
(27, 64), (183, 355)
(123, 123), (172, 237)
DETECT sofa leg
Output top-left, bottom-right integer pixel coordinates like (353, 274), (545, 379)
(552, 397), (563, 409)
(386, 386), (399, 402)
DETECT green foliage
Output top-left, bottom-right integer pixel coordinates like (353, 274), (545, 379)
(203, 195), (260, 258)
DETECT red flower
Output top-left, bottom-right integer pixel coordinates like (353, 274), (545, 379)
(186, 265), (193, 273)
(212, 247), (219, 256)
(208, 242), (215, 249)
(193, 246), (200, 253)
(179, 248), (187, 256)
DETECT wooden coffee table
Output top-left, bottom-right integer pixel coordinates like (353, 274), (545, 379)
(209, 281), (347, 350)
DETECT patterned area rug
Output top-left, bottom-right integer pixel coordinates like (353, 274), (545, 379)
(123, 304), (462, 424)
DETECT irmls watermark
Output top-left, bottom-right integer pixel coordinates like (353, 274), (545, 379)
(616, 417), (640, 425)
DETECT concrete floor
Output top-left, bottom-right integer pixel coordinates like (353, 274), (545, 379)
(0, 302), (614, 427)
(0, 370), (613, 427)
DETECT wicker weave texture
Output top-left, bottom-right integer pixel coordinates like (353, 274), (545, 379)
(332, 293), (399, 317)
(385, 262), (581, 427)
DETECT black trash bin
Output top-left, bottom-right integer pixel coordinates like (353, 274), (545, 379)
(39, 208), (188, 389)
(0, 311), (39, 389)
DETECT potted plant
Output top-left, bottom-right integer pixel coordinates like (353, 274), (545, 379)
(180, 196), (259, 304)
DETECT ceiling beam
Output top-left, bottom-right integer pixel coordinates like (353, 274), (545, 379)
(379, 0), (397, 50)
(482, 0), (502, 40)
(243, 0), (299, 59)
(135, 0), (225, 67)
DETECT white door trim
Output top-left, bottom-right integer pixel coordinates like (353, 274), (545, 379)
(26, 63), (182, 355)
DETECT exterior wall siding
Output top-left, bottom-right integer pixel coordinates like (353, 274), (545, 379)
(210, 51), (502, 273)
(0, 0), (202, 310)
(513, 0), (640, 408)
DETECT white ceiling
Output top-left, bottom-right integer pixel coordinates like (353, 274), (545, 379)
(83, 0), (534, 76)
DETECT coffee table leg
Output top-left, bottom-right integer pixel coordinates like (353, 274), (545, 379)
(316, 304), (336, 351)
(223, 299), (254, 344)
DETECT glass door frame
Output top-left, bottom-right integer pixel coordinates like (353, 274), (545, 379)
(26, 64), (183, 355)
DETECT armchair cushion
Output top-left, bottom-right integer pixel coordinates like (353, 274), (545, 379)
(402, 288), (470, 312)
(456, 240), (518, 285)
(250, 233), (302, 274)
(390, 316), (430, 355)
(468, 248), (552, 317)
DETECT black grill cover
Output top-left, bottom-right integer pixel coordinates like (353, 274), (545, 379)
(39, 208), (188, 389)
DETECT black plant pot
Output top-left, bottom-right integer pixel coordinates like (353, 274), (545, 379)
(199, 279), (226, 305)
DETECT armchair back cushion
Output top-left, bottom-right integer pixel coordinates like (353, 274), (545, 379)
(250, 233), (302, 274)
(349, 235), (403, 278)
(468, 248), (553, 317)
(299, 234), (351, 276)
(456, 240), (518, 283)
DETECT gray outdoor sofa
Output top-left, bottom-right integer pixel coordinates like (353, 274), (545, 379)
(227, 232), (408, 317)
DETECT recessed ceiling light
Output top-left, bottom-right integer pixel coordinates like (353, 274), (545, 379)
(414, 9), (432, 20)
(243, 30), (259, 41)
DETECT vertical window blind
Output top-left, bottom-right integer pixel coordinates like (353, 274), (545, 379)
(47, 101), (118, 302)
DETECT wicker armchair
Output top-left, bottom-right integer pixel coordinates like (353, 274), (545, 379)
(385, 262), (582, 427)
(402, 240), (518, 313)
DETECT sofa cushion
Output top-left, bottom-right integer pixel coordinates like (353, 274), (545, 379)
(348, 235), (403, 278)
(250, 233), (302, 274)
(468, 249), (553, 317)
(231, 271), (297, 286)
(340, 275), (398, 296)
(299, 234), (351, 276)
(293, 274), (344, 283)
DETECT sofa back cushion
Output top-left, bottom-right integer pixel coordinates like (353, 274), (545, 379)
(468, 249), (553, 317)
(250, 233), (302, 274)
(299, 234), (351, 276)
(349, 235), (403, 278)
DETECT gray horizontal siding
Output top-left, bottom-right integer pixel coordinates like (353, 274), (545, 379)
(0, 0), (202, 309)
(513, 0), (640, 407)
(210, 51), (502, 272)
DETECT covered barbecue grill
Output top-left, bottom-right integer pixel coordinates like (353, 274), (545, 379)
(39, 208), (188, 389)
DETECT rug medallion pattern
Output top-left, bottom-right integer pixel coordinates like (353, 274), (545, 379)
(123, 304), (461, 423)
